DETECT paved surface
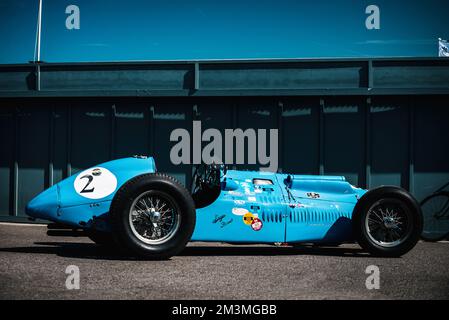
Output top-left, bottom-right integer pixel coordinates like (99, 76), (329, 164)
(0, 223), (448, 300)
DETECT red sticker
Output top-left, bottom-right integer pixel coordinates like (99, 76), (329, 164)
(251, 218), (263, 231)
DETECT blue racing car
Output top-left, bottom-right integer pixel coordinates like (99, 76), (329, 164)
(26, 156), (423, 259)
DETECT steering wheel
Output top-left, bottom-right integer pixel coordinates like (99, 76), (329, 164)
(191, 163), (223, 194)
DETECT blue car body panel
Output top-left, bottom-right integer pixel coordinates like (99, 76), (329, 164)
(192, 171), (288, 243)
(26, 157), (367, 243)
(26, 157), (156, 231)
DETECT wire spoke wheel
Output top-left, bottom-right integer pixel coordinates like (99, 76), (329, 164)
(111, 173), (195, 259)
(129, 191), (181, 245)
(354, 187), (422, 257)
(365, 199), (413, 248)
(421, 192), (449, 241)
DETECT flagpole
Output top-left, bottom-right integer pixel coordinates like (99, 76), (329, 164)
(36, 0), (42, 62)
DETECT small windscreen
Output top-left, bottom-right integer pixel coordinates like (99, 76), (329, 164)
(253, 179), (273, 185)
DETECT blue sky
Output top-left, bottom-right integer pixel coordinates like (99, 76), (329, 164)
(0, 0), (448, 63)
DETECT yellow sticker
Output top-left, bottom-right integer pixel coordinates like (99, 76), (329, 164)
(243, 212), (255, 225)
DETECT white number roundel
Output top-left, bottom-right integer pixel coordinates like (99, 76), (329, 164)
(73, 167), (117, 199)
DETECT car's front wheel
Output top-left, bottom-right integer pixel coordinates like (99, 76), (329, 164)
(353, 186), (422, 257)
(110, 173), (196, 259)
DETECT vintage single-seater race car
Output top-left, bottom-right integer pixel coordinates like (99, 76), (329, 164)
(26, 156), (423, 259)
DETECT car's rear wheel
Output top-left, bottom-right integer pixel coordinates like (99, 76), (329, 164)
(110, 173), (196, 259)
(353, 186), (422, 257)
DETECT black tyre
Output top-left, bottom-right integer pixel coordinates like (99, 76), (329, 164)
(87, 230), (115, 247)
(110, 173), (196, 260)
(420, 191), (449, 242)
(352, 186), (423, 257)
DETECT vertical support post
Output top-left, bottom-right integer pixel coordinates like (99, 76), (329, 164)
(318, 98), (325, 175)
(190, 103), (200, 184)
(36, 64), (41, 91)
(110, 104), (116, 159)
(231, 102), (238, 170)
(48, 105), (54, 187)
(192, 104), (201, 166)
(66, 105), (72, 178)
(408, 101), (415, 194)
(365, 97), (371, 189)
(12, 107), (19, 217)
(277, 100), (284, 173)
(367, 60), (373, 90)
(194, 63), (200, 91)
(149, 105), (155, 156)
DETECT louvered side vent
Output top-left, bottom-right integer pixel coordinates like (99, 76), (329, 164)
(261, 209), (283, 223)
(259, 195), (282, 204)
(288, 208), (352, 224)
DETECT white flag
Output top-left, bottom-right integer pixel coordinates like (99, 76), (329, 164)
(439, 38), (449, 57)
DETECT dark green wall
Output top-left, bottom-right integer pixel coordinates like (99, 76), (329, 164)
(1, 96), (448, 221)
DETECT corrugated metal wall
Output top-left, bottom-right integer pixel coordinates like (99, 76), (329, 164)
(1, 96), (448, 220)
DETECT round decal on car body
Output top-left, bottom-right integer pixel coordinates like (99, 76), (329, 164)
(251, 218), (263, 231)
(243, 212), (255, 225)
(74, 167), (117, 199)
